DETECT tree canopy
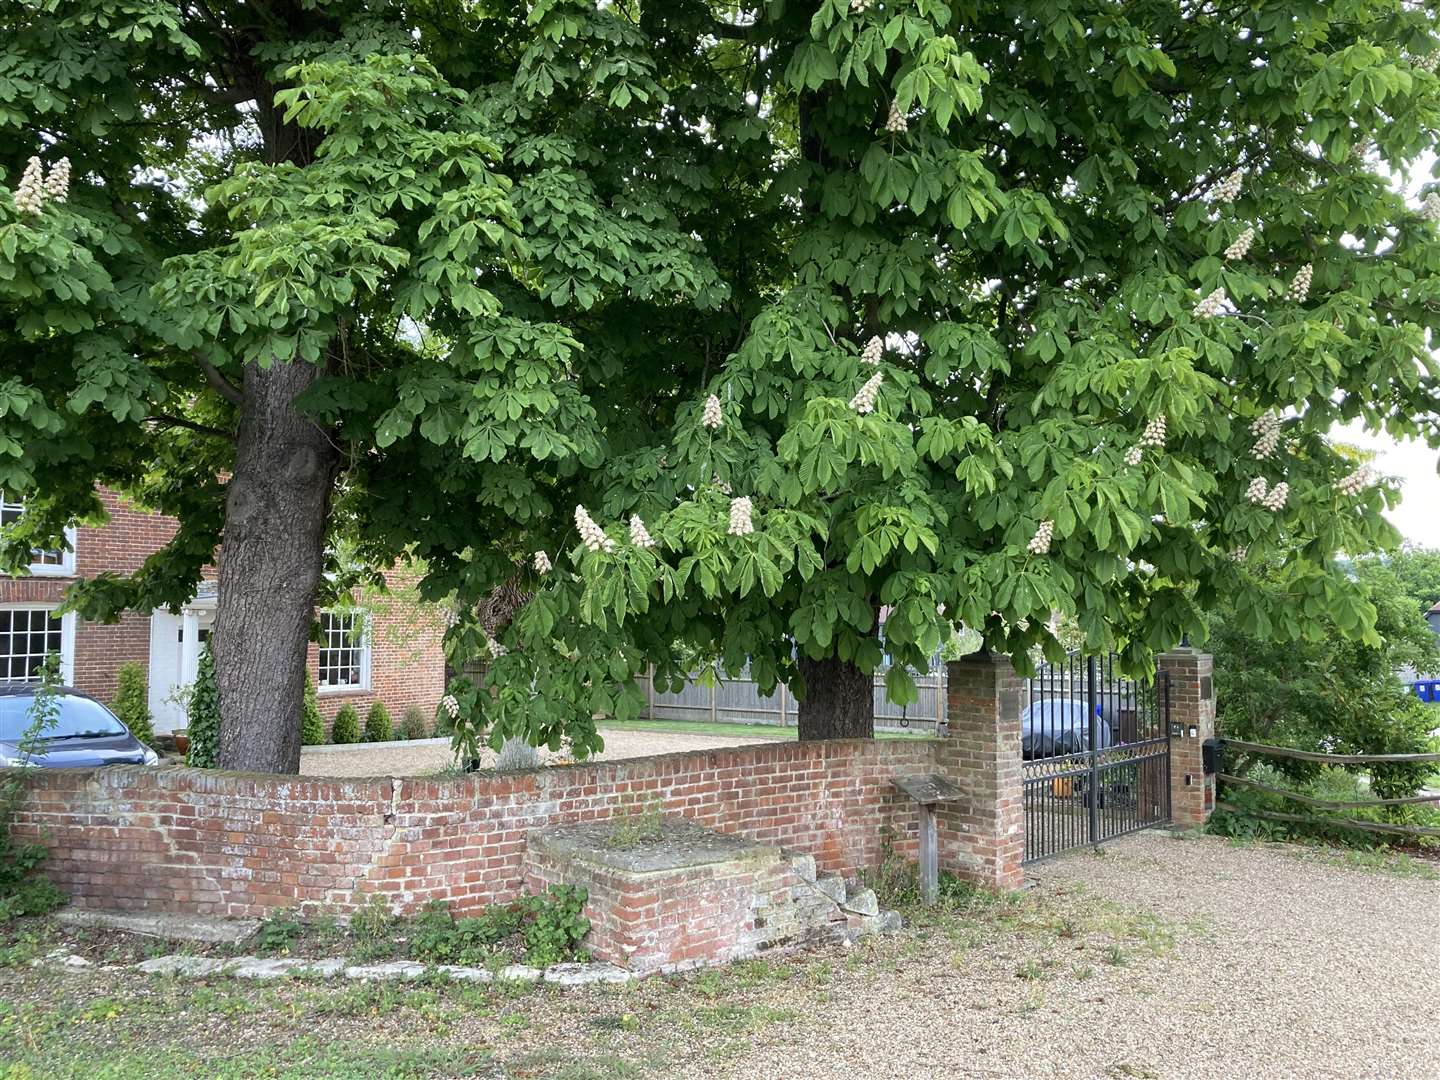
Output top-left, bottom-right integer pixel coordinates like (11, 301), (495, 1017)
(1356, 546), (1440, 616)
(1210, 556), (1438, 801)
(3, 0), (1440, 769)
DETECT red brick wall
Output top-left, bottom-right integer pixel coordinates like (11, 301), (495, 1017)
(1, 488), (447, 720)
(0, 489), (174, 701)
(11, 739), (932, 919)
(309, 574), (448, 732)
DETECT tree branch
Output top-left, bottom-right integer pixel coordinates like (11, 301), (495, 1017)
(195, 356), (243, 406)
(146, 414), (236, 442)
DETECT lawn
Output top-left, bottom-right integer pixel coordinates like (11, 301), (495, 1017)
(594, 719), (933, 742)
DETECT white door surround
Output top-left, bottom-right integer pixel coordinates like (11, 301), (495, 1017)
(147, 585), (216, 734)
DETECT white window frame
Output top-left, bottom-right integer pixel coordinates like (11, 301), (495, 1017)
(0, 603), (76, 684)
(0, 495), (77, 576)
(27, 525), (77, 577)
(317, 610), (371, 694)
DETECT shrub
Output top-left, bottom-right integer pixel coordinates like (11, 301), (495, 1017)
(110, 662), (155, 749)
(364, 701), (392, 743)
(401, 705), (429, 740)
(331, 703), (360, 744)
(185, 644), (220, 768)
(300, 672), (325, 746)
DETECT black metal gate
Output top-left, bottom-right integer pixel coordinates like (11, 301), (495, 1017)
(1021, 653), (1171, 863)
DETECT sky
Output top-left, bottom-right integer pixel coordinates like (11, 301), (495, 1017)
(1338, 155), (1440, 547)
(1337, 421), (1439, 545)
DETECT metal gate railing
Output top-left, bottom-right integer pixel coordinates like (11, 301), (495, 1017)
(1021, 653), (1171, 863)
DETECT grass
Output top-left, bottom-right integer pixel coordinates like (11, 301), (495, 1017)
(594, 718), (933, 741)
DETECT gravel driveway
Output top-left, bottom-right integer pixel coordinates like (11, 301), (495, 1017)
(298, 728), (785, 777)
(703, 831), (1440, 1080)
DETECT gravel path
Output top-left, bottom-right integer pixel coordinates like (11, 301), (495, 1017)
(298, 728), (785, 777)
(703, 831), (1440, 1080)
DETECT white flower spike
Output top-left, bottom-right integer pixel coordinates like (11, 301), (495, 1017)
(629, 514), (656, 549)
(1223, 226), (1255, 261)
(44, 157), (70, 202)
(701, 393), (724, 430)
(1139, 414), (1167, 449)
(728, 496), (754, 537)
(1027, 520), (1054, 555)
(574, 505), (616, 553)
(849, 371), (883, 414)
(12, 156), (45, 216)
(532, 550), (552, 574)
(1422, 192), (1440, 223)
(1124, 446), (1144, 467)
(1211, 169), (1243, 203)
(1335, 466), (1376, 497)
(1193, 287), (1227, 319)
(1245, 476), (1269, 505)
(1250, 413), (1281, 460)
(860, 336), (884, 365)
(885, 101), (908, 134)
(1262, 481), (1289, 511)
(1286, 264), (1312, 303)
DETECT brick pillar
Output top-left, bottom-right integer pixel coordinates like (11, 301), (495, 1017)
(935, 653), (1024, 891)
(1156, 647), (1216, 828)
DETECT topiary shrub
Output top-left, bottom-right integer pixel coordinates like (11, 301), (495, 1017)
(401, 705), (428, 740)
(364, 700), (393, 742)
(300, 672), (325, 746)
(111, 661), (155, 748)
(185, 644), (220, 768)
(332, 703), (361, 744)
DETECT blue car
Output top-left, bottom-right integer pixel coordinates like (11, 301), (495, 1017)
(0, 684), (159, 768)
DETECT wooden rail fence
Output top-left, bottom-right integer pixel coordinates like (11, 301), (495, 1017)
(1214, 739), (1440, 840)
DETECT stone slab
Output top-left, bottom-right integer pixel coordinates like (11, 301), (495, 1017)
(529, 817), (777, 875)
(841, 888), (879, 917)
(57, 908), (259, 945)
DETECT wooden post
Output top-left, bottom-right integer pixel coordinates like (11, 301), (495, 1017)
(891, 773), (964, 904)
(918, 803), (939, 904)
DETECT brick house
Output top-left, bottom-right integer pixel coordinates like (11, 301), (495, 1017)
(0, 488), (448, 735)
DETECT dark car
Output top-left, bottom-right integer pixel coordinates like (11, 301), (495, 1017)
(0, 684), (158, 769)
(1021, 697), (1113, 760)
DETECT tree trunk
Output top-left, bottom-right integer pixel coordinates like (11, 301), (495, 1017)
(214, 359), (336, 773)
(795, 655), (875, 740)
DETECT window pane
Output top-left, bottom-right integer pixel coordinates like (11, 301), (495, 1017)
(0, 608), (62, 683)
(318, 612), (364, 687)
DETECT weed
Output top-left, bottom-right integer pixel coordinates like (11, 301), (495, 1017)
(606, 796), (664, 849)
(1104, 944), (1128, 966)
(253, 909), (302, 956)
(1015, 959), (1044, 980)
